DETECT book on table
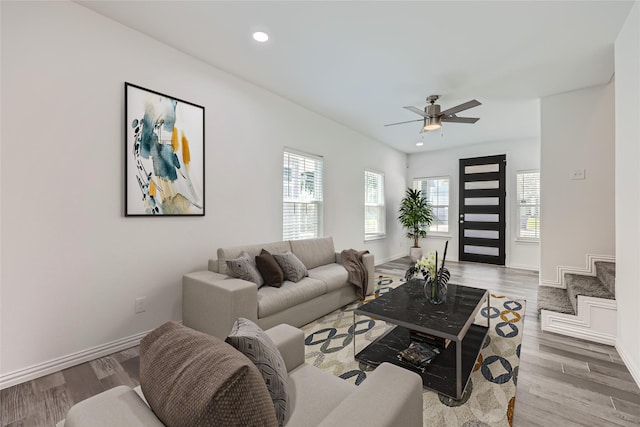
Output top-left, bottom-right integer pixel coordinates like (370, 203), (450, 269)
(397, 341), (440, 370)
(409, 329), (452, 349)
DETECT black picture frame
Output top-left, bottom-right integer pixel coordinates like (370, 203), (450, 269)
(125, 82), (205, 216)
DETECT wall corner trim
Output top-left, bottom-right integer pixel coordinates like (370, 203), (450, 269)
(616, 343), (640, 389)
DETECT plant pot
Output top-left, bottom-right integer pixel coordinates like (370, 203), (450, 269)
(409, 247), (423, 262)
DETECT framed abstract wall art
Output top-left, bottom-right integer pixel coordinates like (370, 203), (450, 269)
(125, 83), (205, 216)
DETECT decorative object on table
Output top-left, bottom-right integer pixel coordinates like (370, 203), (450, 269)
(398, 341), (440, 372)
(409, 329), (452, 349)
(125, 83), (205, 216)
(411, 241), (450, 304)
(398, 188), (434, 262)
(301, 276), (526, 427)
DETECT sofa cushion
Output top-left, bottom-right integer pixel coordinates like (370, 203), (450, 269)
(226, 251), (264, 287)
(257, 277), (327, 318)
(285, 363), (355, 427)
(290, 237), (336, 270)
(218, 241), (292, 276)
(308, 263), (350, 293)
(226, 318), (289, 427)
(273, 251), (308, 283)
(139, 321), (278, 427)
(255, 249), (284, 287)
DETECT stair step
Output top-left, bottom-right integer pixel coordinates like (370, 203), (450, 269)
(565, 273), (615, 314)
(537, 286), (575, 315)
(595, 261), (615, 296)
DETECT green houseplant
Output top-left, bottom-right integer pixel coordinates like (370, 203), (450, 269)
(398, 188), (434, 261)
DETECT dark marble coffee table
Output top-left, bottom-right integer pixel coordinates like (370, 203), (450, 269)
(354, 280), (490, 399)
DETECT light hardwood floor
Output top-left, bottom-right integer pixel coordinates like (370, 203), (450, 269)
(2, 258), (639, 426)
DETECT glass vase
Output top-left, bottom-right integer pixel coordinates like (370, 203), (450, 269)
(423, 268), (450, 304)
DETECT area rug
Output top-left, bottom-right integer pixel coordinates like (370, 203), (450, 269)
(301, 276), (526, 427)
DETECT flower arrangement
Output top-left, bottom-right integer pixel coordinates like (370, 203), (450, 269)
(415, 250), (441, 280)
(404, 241), (450, 304)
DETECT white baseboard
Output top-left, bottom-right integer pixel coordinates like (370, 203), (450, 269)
(540, 296), (617, 345)
(0, 329), (149, 390)
(375, 252), (408, 266)
(508, 263), (539, 271)
(616, 343), (640, 389)
(540, 253), (615, 289)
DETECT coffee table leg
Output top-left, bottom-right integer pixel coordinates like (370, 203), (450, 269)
(353, 310), (356, 358)
(487, 292), (491, 328)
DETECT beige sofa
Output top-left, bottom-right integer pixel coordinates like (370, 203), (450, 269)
(58, 324), (424, 427)
(182, 237), (375, 339)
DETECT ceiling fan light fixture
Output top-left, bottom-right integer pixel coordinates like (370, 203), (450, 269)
(423, 116), (441, 131)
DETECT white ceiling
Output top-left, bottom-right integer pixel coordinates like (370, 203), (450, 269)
(78, 1), (632, 154)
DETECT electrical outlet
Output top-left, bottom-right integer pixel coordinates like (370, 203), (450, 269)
(135, 297), (147, 314)
(571, 169), (585, 180)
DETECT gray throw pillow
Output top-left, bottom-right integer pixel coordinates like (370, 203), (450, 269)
(226, 251), (264, 287)
(273, 251), (308, 283)
(140, 321), (278, 427)
(226, 318), (289, 427)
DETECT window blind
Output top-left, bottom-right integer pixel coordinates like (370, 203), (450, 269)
(413, 177), (450, 233)
(516, 171), (540, 239)
(364, 170), (385, 239)
(283, 149), (323, 240)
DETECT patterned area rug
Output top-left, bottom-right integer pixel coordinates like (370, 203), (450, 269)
(301, 276), (526, 427)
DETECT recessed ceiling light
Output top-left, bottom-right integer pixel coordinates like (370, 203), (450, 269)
(253, 31), (269, 43)
(416, 141), (424, 147)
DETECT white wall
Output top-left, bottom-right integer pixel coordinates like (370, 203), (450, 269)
(407, 138), (541, 270)
(614, 0), (640, 386)
(0, 2), (407, 380)
(539, 82), (616, 285)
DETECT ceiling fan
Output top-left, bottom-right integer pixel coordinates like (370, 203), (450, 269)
(385, 95), (481, 132)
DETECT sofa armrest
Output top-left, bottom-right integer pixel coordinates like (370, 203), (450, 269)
(182, 271), (258, 340)
(362, 252), (375, 295)
(265, 324), (305, 372)
(317, 363), (423, 427)
(60, 386), (164, 427)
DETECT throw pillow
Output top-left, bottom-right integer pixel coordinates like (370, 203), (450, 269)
(226, 251), (264, 287)
(255, 249), (285, 288)
(139, 321), (277, 427)
(273, 251), (308, 283)
(226, 318), (289, 427)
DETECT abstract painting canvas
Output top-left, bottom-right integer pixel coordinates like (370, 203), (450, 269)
(125, 83), (205, 216)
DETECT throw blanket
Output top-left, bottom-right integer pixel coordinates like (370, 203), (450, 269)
(341, 249), (370, 299)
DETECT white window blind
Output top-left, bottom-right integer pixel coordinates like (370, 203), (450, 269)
(283, 149), (323, 240)
(413, 177), (449, 233)
(516, 171), (540, 239)
(364, 170), (386, 240)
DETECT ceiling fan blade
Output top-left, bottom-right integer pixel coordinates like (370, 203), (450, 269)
(403, 106), (429, 117)
(440, 116), (480, 124)
(384, 118), (424, 127)
(439, 99), (481, 117)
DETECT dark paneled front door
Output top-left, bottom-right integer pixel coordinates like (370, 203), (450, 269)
(458, 155), (506, 265)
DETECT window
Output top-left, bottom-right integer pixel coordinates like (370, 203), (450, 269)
(283, 149), (323, 240)
(516, 171), (540, 239)
(364, 170), (385, 240)
(413, 177), (449, 233)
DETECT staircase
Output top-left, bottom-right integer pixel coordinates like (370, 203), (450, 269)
(538, 261), (616, 345)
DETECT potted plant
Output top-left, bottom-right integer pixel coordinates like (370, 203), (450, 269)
(398, 188), (434, 262)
